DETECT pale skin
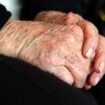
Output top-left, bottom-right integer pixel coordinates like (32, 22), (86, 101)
(35, 11), (105, 89)
(0, 20), (91, 88)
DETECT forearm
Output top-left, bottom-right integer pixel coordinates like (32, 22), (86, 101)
(0, 20), (59, 64)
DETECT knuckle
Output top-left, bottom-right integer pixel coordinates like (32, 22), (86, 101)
(73, 72), (87, 88)
(86, 21), (99, 35)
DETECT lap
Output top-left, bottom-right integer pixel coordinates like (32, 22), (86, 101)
(0, 55), (97, 105)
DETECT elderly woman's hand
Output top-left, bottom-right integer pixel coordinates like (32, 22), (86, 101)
(62, 12), (105, 89)
(0, 20), (91, 88)
(35, 11), (99, 59)
(35, 11), (105, 89)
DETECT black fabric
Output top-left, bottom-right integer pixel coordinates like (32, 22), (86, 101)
(0, 4), (11, 29)
(0, 55), (98, 105)
(90, 75), (105, 105)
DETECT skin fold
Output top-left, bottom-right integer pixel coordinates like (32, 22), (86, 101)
(0, 20), (91, 88)
(35, 11), (105, 88)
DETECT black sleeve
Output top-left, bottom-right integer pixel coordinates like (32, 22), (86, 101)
(0, 4), (11, 29)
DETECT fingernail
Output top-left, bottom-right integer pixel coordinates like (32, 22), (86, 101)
(92, 51), (95, 59)
(85, 85), (91, 90)
(86, 48), (94, 58)
(93, 77), (100, 86)
(98, 62), (104, 72)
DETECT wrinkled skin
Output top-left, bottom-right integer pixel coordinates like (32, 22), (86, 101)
(35, 11), (99, 59)
(0, 20), (91, 88)
(35, 11), (105, 88)
(89, 35), (105, 86)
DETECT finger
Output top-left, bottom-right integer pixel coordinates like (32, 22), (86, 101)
(64, 13), (99, 59)
(93, 52), (105, 73)
(65, 54), (91, 88)
(63, 12), (80, 24)
(77, 20), (99, 59)
(85, 53), (105, 86)
(65, 63), (88, 88)
(51, 66), (74, 85)
(86, 36), (105, 86)
(88, 71), (104, 86)
(93, 35), (105, 73)
(84, 82), (92, 90)
(72, 70), (87, 88)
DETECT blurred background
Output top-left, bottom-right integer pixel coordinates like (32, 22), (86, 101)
(0, 0), (21, 19)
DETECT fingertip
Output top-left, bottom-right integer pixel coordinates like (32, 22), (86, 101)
(93, 52), (105, 73)
(82, 45), (95, 59)
(85, 84), (92, 90)
(94, 62), (104, 73)
(82, 38), (96, 59)
(86, 48), (94, 58)
(54, 66), (74, 85)
(82, 35), (98, 59)
(91, 77), (100, 86)
(84, 79), (92, 90)
(88, 72), (101, 86)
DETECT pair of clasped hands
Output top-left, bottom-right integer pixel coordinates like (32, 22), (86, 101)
(0, 11), (105, 89)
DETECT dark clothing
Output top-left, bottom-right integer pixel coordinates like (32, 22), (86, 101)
(0, 55), (98, 105)
(20, 0), (105, 35)
(90, 76), (105, 105)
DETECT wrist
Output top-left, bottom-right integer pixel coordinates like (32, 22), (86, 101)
(18, 34), (44, 66)
(0, 20), (56, 65)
